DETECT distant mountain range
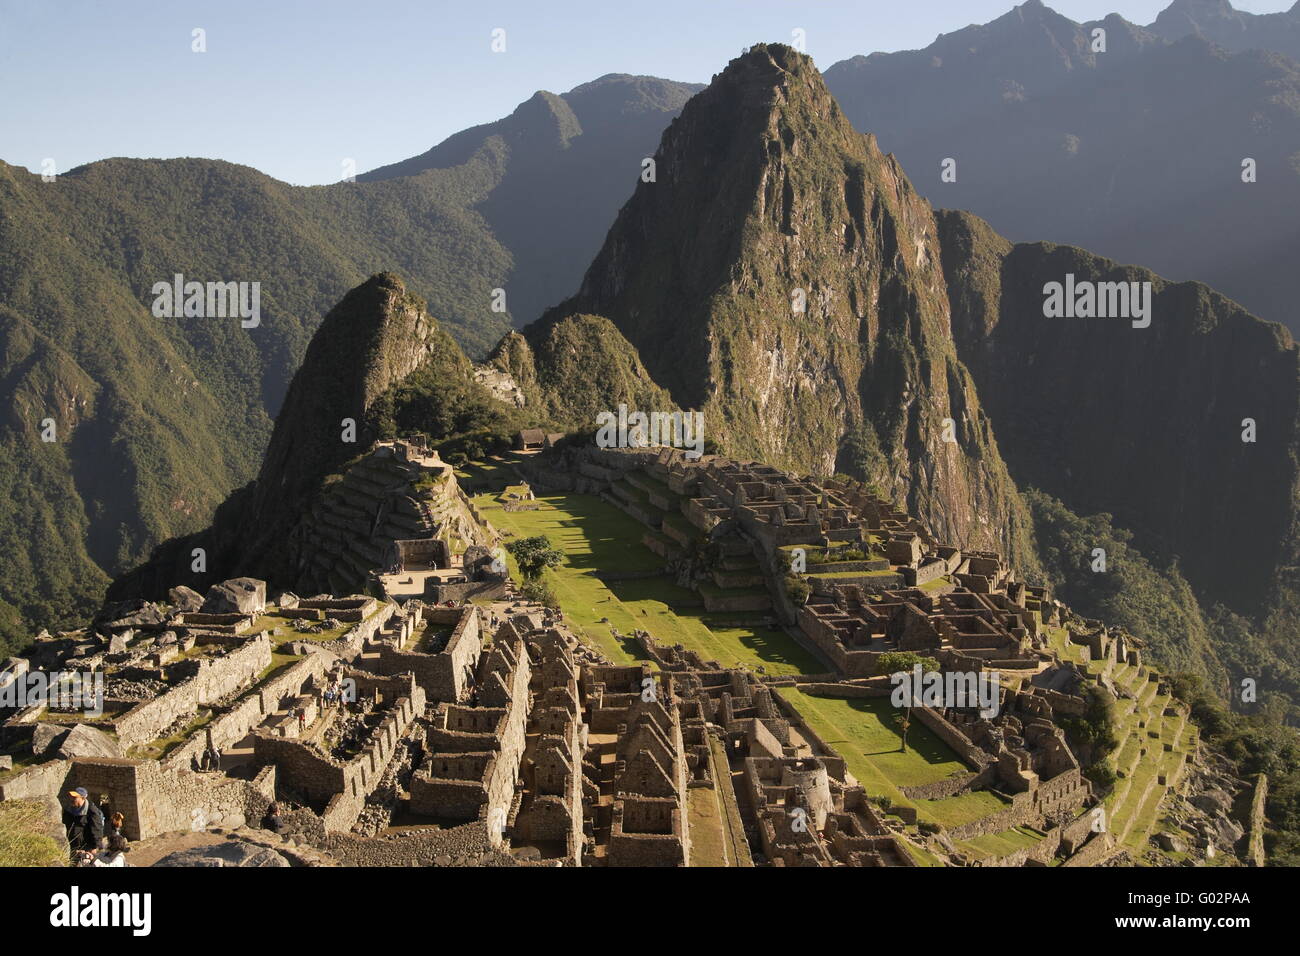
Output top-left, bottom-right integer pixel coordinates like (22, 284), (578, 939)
(824, 0), (1300, 336)
(2, 2), (1297, 707)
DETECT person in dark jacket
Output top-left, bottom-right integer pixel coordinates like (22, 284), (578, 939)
(261, 802), (287, 834)
(63, 787), (105, 857)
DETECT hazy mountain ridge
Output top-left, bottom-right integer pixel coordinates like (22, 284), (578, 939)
(1149, 0), (1300, 59)
(937, 208), (1299, 616)
(824, 0), (1300, 338)
(363, 74), (703, 330)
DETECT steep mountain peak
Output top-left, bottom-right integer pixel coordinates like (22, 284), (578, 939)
(1146, 0), (1300, 58)
(1161, 0), (1239, 20)
(529, 40), (1039, 566)
(1153, 0), (1241, 37)
(508, 90), (583, 149)
(109, 272), (493, 600)
(563, 73), (705, 121)
(247, 272), (465, 532)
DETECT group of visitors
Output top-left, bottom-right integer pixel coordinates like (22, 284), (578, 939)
(62, 787), (131, 866)
(321, 673), (350, 708)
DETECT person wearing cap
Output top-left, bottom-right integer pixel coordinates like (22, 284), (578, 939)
(62, 786), (105, 857)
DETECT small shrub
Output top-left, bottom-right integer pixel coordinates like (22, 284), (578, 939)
(785, 575), (811, 605)
(521, 578), (560, 610)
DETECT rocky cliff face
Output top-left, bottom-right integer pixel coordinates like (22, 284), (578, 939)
(528, 44), (1038, 567)
(938, 209), (1300, 614)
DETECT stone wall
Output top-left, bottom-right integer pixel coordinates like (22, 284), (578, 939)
(62, 757), (276, 841)
(607, 797), (685, 866)
(315, 603), (397, 660)
(1062, 831), (1114, 866)
(162, 652), (335, 772)
(253, 675), (425, 833)
(110, 635), (273, 751)
(409, 639), (531, 841)
(911, 706), (990, 771)
(0, 757), (71, 802)
(323, 818), (514, 866)
(1248, 773), (1268, 867)
(795, 608), (878, 678)
(424, 580), (508, 604)
(371, 606), (481, 701)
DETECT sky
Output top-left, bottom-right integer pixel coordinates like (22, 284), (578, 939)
(0, 0), (1293, 185)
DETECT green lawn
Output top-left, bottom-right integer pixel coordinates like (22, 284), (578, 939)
(959, 825), (1046, 860)
(479, 491), (816, 672)
(779, 689), (969, 789)
(778, 687), (1011, 830)
(687, 786), (730, 867)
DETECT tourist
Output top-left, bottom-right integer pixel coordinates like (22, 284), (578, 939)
(262, 802), (287, 834)
(93, 833), (131, 868)
(62, 787), (104, 859)
(106, 811), (126, 842)
(296, 707), (306, 731)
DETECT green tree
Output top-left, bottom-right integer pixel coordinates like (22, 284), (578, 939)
(875, 652), (939, 677)
(506, 535), (563, 581)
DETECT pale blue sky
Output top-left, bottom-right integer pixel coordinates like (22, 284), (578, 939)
(0, 0), (1291, 185)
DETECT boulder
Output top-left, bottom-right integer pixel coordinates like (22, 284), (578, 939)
(0, 755), (13, 771)
(1191, 789), (1233, 815)
(168, 585), (204, 613)
(201, 578), (267, 616)
(31, 724), (68, 756)
(1155, 832), (1186, 854)
(154, 841), (290, 867)
(107, 603), (168, 629)
(56, 724), (123, 760)
(1213, 815), (1245, 848)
